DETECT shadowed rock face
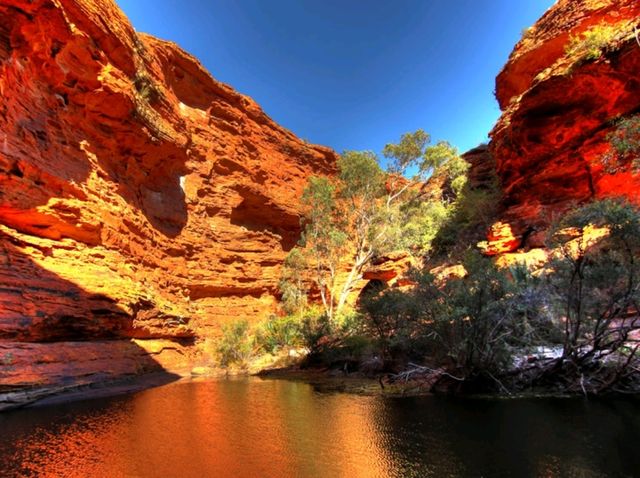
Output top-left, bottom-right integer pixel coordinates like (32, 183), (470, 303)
(487, 0), (640, 252)
(0, 0), (337, 402)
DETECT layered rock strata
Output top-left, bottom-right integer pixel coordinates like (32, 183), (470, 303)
(486, 0), (640, 253)
(0, 0), (337, 406)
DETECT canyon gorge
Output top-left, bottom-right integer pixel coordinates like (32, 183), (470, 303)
(0, 0), (639, 409)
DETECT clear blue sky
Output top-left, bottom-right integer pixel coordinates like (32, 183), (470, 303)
(116, 0), (555, 156)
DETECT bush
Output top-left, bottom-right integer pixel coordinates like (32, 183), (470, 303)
(278, 249), (308, 315)
(565, 24), (625, 62)
(603, 115), (640, 173)
(361, 284), (427, 360)
(431, 184), (501, 257)
(546, 198), (640, 367)
(255, 315), (304, 354)
(362, 253), (548, 380)
(427, 255), (525, 379)
(216, 320), (254, 367)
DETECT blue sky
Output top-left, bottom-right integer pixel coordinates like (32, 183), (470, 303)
(116, 0), (555, 156)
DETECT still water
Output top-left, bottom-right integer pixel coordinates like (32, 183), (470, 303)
(0, 377), (638, 477)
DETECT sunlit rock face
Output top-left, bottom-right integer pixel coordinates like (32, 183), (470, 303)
(0, 0), (337, 399)
(486, 0), (640, 254)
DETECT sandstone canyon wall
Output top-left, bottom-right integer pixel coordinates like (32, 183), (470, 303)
(0, 0), (337, 407)
(2, 0), (639, 408)
(485, 0), (640, 254)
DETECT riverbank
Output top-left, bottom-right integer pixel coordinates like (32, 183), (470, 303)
(0, 371), (183, 412)
(3, 358), (639, 412)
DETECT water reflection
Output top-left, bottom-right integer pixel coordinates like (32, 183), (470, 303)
(0, 378), (638, 477)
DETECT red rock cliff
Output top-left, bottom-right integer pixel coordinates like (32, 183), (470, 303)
(0, 0), (337, 405)
(488, 0), (640, 253)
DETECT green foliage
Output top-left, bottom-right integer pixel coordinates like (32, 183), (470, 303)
(390, 139), (474, 256)
(279, 249), (308, 315)
(338, 150), (385, 199)
(300, 308), (373, 366)
(431, 183), (501, 257)
(382, 129), (430, 175)
(297, 150), (399, 321)
(421, 141), (461, 177)
(256, 315), (305, 354)
(337, 151), (392, 257)
(216, 320), (254, 367)
(547, 198), (640, 362)
(565, 24), (624, 62)
(299, 176), (348, 320)
(397, 200), (452, 254)
(361, 253), (547, 382)
(382, 131), (469, 190)
(301, 176), (338, 231)
(423, 254), (531, 377)
(361, 284), (426, 359)
(603, 115), (640, 173)
(298, 308), (332, 352)
(355, 198), (640, 394)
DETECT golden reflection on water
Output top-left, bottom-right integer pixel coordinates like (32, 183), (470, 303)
(1, 378), (639, 478)
(4, 379), (397, 478)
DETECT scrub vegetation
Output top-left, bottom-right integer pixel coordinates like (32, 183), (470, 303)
(214, 129), (640, 396)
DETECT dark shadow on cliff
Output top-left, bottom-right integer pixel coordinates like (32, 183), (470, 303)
(0, 232), (181, 408)
(0, 231), (134, 342)
(229, 186), (301, 251)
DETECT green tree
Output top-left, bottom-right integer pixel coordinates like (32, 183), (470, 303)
(547, 199), (640, 371)
(287, 130), (473, 321)
(279, 248), (308, 315)
(296, 152), (397, 322)
(299, 176), (347, 321)
(383, 129), (430, 201)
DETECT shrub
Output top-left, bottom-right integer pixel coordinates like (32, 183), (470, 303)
(362, 253), (547, 381)
(425, 254), (524, 379)
(216, 320), (254, 367)
(565, 24), (624, 62)
(398, 200), (452, 254)
(361, 284), (428, 359)
(278, 249), (308, 315)
(546, 198), (640, 366)
(603, 115), (640, 173)
(255, 315), (304, 354)
(431, 184), (501, 257)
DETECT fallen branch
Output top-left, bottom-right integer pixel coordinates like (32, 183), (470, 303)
(486, 370), (512, 396)
(389, 362), (464, 383)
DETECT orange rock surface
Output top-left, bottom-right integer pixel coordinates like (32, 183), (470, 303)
(0, 0), (337, 404)
(489, 0), (640, 252)
(478, 222), (520, 256)
(2, 0), (638, 406)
